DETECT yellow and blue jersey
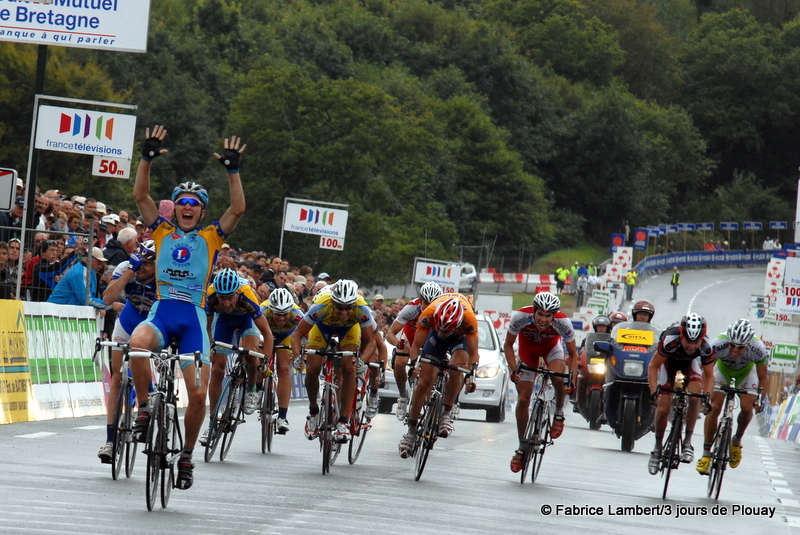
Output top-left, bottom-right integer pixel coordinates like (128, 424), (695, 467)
(260, 302), (305, 338)
(206, 282), (263, 319)
(303, 292), (375, 330)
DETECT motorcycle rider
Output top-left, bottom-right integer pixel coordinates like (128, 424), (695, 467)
(505, 292), (578, 473)
(696, 319), (767, 474)
(647, 313), (715, 475)
(609, 311), (628, 330)
(573, 315), (611, 410)
(631, 300), (655, 323)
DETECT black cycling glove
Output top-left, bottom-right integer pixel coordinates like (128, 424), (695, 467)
(141, 137), (163, 161)
(218, 148), (241, 173)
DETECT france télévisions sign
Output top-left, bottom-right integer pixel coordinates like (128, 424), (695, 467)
(34, 105), (137, 159)
(0, 0), (150, 53)
(283, 201), (348, 239)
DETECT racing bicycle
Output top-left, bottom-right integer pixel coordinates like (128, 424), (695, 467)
(516, 363), (571, 485)
(261, 344), (291, 453)
(348, 359), (384, 464)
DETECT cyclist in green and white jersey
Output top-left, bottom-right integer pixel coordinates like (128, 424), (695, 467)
(696, 319), (767, 475)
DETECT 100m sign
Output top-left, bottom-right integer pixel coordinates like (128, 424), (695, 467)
(320, 236), (344, 251)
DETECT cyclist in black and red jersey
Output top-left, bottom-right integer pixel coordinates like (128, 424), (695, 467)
(385, 282), (443, 421)
(647, 313), (715, 475)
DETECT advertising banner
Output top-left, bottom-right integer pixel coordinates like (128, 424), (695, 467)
(475, 293), (513, 340)
(632, 228), (648, 250)
(0, 300), (33, 424)
(283, 201), (349, 239)
(35, 105), (137, 159)
(413, 258), (459, 293)
(0, 0), (151, 53)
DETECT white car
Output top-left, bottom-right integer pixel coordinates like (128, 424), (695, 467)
(378, 313), (510, 422)
(458, 263), (477, 292)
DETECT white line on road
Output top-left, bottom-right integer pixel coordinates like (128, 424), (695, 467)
(14, 432), (57, 439)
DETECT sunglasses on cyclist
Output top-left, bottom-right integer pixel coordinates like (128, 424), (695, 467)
(730, 343), (748, 350)
(175, 197), (203, 207)
(272, 311), (290, 317)
(334, 304), (354, 312)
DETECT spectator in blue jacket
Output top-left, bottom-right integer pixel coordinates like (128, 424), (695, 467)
(48, 247), (111, 310)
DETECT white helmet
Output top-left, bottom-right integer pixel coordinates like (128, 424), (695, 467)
(533, 291), (560, 313)
(268, 288), (295, 314)
(331, 279), (358, 306)
(727, 318), (754, 346)
(419, 282), (443, 303)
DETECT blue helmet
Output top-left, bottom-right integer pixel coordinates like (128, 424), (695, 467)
(213, 268), (242, 295)
(171, 181), (208, 206)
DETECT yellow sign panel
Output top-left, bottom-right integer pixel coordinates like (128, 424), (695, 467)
(0, 300), (33, 423)
(615, 328), (655, 346)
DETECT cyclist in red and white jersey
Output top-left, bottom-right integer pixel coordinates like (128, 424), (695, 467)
(385, 282), (443, 421)
(504, 292), (578, 473)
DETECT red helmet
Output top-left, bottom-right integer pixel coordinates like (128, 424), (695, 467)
(632, 299), (655, 322)
(434, 297), (464, 332)
(609, 311), (628, 326)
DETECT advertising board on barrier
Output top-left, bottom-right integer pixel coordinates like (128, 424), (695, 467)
(283, 201), (349, 239)
(35, 105), (138, 159)
(475, 293), (513, 340)
(0, 300), (33, 424)
(413, 257), (460, 293)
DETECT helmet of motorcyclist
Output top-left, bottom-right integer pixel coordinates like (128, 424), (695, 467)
(727, 318), (754, 346)
(419, 282), (443, 304)
(434, 297), (464, 331)
(592, 315), (612, 332)
(213, 268), (242, 295)
(680, 313), (707, 342)
(330, 279), (359, 306)
(631, 299), (655, 323)
(171, 181), (208, 206)
(609, 311), (628, 326)
(138, 239), (156, 261)
(268, 287), (295, 314)
(533, 292), (560, 313)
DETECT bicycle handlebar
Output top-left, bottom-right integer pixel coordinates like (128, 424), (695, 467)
(418, 356), (473, 375)
(517, 363), (572, 381)
(304, 348), (358, 358)
(128, 349), (203, 388)
(213, 341), (265, 360)
(656, 385), (709, 400)
(99, 340), (128, 348)
(715, 382), (760, 396)
(273, 344), (292, 352)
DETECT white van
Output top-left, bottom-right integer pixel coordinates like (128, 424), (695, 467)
(458, 263), (477, 292)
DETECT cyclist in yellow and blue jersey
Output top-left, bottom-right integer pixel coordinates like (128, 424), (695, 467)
(261, 287), (304, 434)
(128, 124), (247, 491)
(291, 279), (375, 443)
(201, 269), (273, 446)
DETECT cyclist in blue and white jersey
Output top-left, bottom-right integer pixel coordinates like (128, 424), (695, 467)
(96, 240), (158, 464)
(128, 125), (246, 490)
(696, 319), (767, 475)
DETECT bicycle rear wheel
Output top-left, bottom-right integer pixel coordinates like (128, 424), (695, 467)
(161, 403), (181, 508)
(204, 377), (230, 462)
(348, 389), (370, 465)
(261, 376), (276, 454)
(708, 421), (730, 500)
(414, 391), (442, 481)
(111, 378), (129, 481)
(145, 396), (163, 511)
(661, 414), (683, 500)
(320, 384), (336, 475)
(220, 377), (245, 461)
(124, 386), (138, 478)
(530, 402), (550, 484)
(519, 399), (540, 485)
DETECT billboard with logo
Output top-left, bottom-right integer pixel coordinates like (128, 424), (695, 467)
(413, 258), (460, 292)
(34, 105), (137, 159)
(0, 0), (151, 53)
(283, 201), (349, 239)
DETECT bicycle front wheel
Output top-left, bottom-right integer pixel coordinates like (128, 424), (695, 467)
(320, 384), (337, 475)
(261, 376), (276, 454)
(414, 391), (442, 481)
(661, 413), (683, 500)
(204, 377), (230, 462)
(220, 377), (245, 461)
(530, 402), (550, 484)
(348, 389), (370, 465)
(124, 385), (138, 478)
(111, 378), (129, 481)
(161, 403), (181, 508)
(519, 399), (540, 485)
(708, 420), (730, 500)
(144, 395), (163, 511)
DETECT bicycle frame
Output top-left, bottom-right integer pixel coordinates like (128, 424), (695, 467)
(260, 344), (291, 454)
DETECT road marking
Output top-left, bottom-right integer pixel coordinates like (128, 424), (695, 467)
(15, 432), (57, 439)
(781, 499), (800, 507)
(74, 425), (105, 430)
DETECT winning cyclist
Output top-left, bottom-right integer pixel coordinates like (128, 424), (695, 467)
(128, 125), (246, 490)
(96, 240), (157, 463)
(261, 287), (305, 434)
(504, 292), (578, 473)
(202, 268), (274, 444)
(385, 282), (443, 421)
(696, 319), (767, 474)
(647, 313), (715, 475)
(291, 279), (375, 443)
(398, 293), (480, 458)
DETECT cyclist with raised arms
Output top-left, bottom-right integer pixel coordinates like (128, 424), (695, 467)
(128, 125), (246, 490)
(696, 319), (767, 474)
(201, 268), (274, 444)
(398, 293), (480, 458)
(291, 279), (375, 443)
(96, 240), (158, 463)
(647, 313), (715, 475)
(261, 287), (304, 434)
(504, 292), (578, 473)
(385, 282), (443, 421)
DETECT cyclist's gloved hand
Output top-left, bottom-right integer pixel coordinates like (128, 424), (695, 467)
(128, 253), (144, 272)
(702, 399), (712, 415)
(292, 355), (305, 371)
(396, 339), (405, 351)
(141, 136), (164, 161)
(217, 148), (241, 173)
(510, 369), (521, 384)
(649, 391), (659, 406)
(566, 381), (576, 396)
